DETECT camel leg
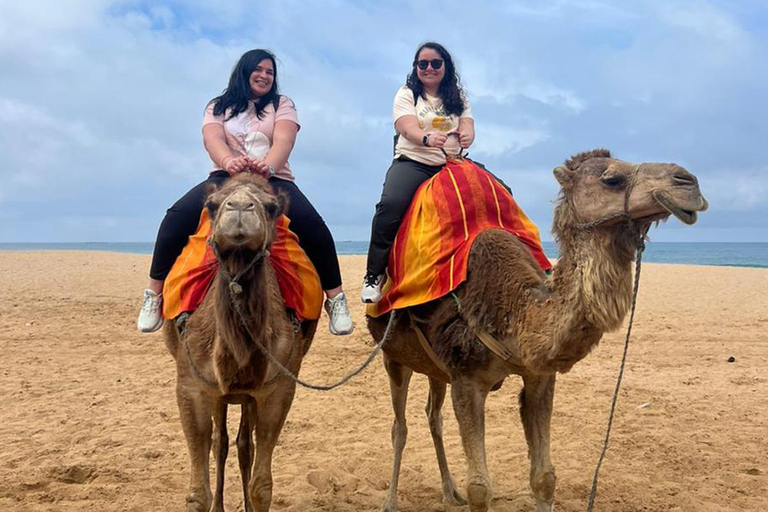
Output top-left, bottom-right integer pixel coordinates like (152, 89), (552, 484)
(249, 382), (296, 512)
(176, 382), (214, 512)
(451, 378), (492, 512)
(520, 374), (557, 512)
(426, 377), (466, 506)
(212, 400), (228, 512)
(380, 354), (413, 512)
(237, 400), (255, 512)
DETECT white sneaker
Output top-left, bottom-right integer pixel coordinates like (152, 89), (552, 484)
(137, 289), (164, 333)
(361, 272), (385, 304)
(324, 292), (354, 335)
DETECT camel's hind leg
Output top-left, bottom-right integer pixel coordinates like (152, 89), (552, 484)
(249, 381), (296, 512)
(176, 382), (215, 512)
(237, 400), (255, 512)
(520, 373), (556, 512)
(380, 354), (413, 512)
(212, 400), (229, 512)
(451, 377), (492, 512)
(426, 377), (466, 506)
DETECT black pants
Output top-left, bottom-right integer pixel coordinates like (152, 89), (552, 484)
(366, 157), (443, 276)
(366, 156), (513, 276)
(149, 171), (343, 291)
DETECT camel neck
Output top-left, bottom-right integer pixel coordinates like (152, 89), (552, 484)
(544, 228), (636, 371)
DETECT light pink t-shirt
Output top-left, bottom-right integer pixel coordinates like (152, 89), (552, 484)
(202, 95), (300, 181)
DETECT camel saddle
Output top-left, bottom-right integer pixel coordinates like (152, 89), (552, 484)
(367, 158), (552, 318)
(163, 209), (323, 322)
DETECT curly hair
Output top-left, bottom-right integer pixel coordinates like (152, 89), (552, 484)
(405, 42), (466, 117)
(209, 49), (281, 121)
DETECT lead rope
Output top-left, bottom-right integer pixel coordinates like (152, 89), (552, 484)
(229, 288), (397, 391)
(586, 231), (646, 511)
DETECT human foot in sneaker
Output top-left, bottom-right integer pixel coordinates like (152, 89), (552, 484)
(361, 272), (385, 304)
(137, 289), (164, 333)
(324, 292), (354, 335)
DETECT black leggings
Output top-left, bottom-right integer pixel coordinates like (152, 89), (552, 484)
(149, 171), (343, 291)
(366, 156), (512, 276)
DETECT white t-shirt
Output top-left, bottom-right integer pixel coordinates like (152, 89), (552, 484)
(202, 95), (300, 181)
(392, 86), (473, 166)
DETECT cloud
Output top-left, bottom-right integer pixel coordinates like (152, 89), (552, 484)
(0, 0), (766, 243)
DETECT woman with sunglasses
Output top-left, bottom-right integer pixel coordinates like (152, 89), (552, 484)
(362, 42), (474, 303)
(137, 49), (354, 336)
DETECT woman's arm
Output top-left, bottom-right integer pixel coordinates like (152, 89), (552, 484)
(202, 123), (249, 174)
(395, 116), (447, 148)
(457, 117), (475, 149)
(251, 120), (298, 176)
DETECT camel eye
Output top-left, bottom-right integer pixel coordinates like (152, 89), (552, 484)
(264, 201), (279, 219)
(205, 199), (221, 217)
(601, 174), (626, 188)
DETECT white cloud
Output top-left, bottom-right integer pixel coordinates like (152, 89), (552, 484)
(0, 0), (765, 242)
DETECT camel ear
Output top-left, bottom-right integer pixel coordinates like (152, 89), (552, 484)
(553, 165), (572, 185)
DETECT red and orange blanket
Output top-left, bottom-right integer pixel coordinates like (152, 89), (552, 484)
(162, 210), (323, 322)
(367, 158), (552, 317)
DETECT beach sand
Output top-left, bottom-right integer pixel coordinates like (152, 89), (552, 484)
(0, 251), (766, 512)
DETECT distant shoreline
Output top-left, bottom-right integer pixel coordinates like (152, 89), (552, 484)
(1, 242), (766, 269)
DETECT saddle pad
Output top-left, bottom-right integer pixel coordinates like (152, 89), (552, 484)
(163, 209), (323, 321)
(367, 158), (551, 317)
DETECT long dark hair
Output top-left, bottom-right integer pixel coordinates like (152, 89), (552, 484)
(210, 49), (280, 121)
(405, 42), (466, 116)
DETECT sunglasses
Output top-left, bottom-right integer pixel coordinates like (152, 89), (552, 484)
(416, 59), (444, 70)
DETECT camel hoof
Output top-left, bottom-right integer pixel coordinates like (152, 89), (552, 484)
(535, 501), (554, 512)
(443, 484), (467, 506)
(185, 492), (210, 512)
(467, 483), (490, 512)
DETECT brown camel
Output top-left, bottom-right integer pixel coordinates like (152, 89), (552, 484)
(367, 149), (708, 512)
(164, 174), (317, 512)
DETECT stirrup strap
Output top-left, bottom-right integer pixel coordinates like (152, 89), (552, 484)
(407, 311), (451, 378)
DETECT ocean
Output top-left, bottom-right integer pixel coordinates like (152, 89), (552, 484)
(0, 242), (766, 269)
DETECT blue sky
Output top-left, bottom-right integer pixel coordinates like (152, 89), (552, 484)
(1, 0), (766, 243)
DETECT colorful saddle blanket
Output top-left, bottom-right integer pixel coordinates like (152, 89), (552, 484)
(162, 209), (323, 321)
(367, 158), (552, 317)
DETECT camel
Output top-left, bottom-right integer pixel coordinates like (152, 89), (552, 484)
(367, 149), (708, 512)
(164, 174), (317, 512)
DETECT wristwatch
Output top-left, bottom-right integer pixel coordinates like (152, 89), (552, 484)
(268, 165), (275, 176)
(422, 133), (430, 147)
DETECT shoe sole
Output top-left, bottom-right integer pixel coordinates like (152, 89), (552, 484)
(329, 324), (355, 336)
(138, 318), (164, 333)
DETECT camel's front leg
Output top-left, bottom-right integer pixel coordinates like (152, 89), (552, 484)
(250, 381), (296, 512)
(237, 400), (255, 512)
(212, 400), (229, 512)
(426, 377), (466, 506)
(380, 354), (413, 512)
(520, 373), (556, 512)
(451, 377), (492, 512)
(176, 382), (214, 512)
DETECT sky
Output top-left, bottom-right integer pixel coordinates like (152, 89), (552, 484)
(1, 0), (767, 244)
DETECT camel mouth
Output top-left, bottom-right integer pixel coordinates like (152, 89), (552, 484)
(652, 190), (700, 226)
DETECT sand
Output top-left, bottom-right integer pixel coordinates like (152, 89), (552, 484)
(0, 251), (766, 512)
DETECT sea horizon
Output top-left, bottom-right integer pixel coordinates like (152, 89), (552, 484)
(1, 241), (766, 269)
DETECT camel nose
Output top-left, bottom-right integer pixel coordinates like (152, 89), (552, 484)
(672, 167), (698, 188)
(224, 197), (256, 212)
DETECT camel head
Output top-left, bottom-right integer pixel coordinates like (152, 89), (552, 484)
(553, 149), (708, 236)
(205, 174), (286, 255)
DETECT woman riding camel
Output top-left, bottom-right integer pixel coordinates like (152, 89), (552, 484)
(362, 42), (474, 303)
(137, 49), (354, 335)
